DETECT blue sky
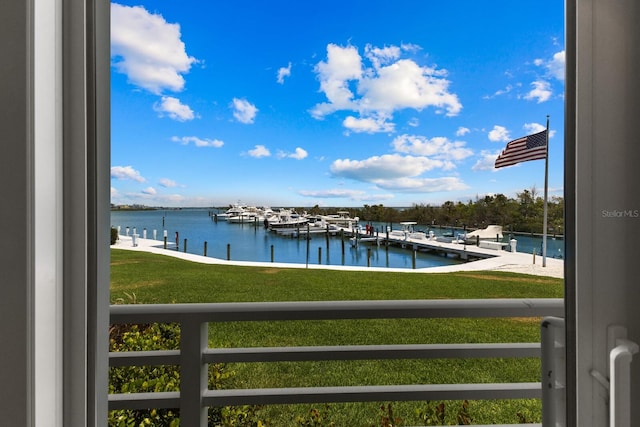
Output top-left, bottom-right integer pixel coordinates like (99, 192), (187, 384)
(110, 1), (565, 208)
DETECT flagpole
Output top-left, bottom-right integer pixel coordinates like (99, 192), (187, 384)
(542, 115), (549, 267)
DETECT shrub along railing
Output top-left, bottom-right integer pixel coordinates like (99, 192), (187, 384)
(109, 299), (564, 426)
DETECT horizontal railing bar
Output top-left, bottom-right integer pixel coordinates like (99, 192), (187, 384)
(110, 299), (563, 324)
(202, 383), (542, 406)
(203, 343), (541, 363)
(107, 382), (543, 410)
(108, 391), (180, 410)
(109, 350), (180, 367)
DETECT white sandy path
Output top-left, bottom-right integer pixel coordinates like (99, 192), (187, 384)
(112, 235), (564, 279)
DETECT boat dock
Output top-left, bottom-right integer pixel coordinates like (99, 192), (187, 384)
(345, 230), (509, 261)
(271, 226), (342, 237)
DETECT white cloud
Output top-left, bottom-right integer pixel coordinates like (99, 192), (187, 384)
(110, 3), (196, 94)
(298, 188), (395, 202)
(535, 50), (565, 81)
(154, 96), (195, 121)
(524, 80), (552, 103)
(523, 122), (547, 134)
(357, 59), (461, 116)
(231, 98), (258, 124)
(547, 50), (565, 81)
(391, 134), (473, 161)
(523, 122), (556, 139)
(408, 117), (420, 127)
(364, 44), (401, 69)
(483, 83), (518, 100)
(159, 178), (178, 188)
(330, 154), (447, 182)
(131, 192), (187, 205)
(248, 145), (270, 158)
(171, 135), (224, 148)
(455, 127), (470, 136)
(111, 165), (145, 182)
(488, 125), (511, 142)
(298, 189), (365, 198)
(373, 177), (469, 193)
(289, 147), (308, 160)
(311, 44), (362, 117)
(141, 186), (157, 195)
(471, 150), (501, 171)
(343, 115), (395, 134)
(277, 147), (308, 160)
(310, 43), (461, 131)
(277, 62), (292, 84)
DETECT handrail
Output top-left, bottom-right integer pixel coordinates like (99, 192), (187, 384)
(109, 298), (564, 426)
(110, 298), (563, 322)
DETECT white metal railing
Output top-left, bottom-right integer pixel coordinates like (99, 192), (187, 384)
(541, 316), (566, 427)
(109, 298), (564, 426)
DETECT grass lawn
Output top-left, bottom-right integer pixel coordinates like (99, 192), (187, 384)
(110, 249), (563, 425)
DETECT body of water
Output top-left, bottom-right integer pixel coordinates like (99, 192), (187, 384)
(110, 209), (563, 270)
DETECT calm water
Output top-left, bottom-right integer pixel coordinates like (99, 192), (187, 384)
(110, 209), (563, 270)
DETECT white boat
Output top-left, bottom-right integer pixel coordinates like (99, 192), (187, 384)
(465, 225), (503, 241)
(318, 211), (359, 228)
(218, 204), (246, 221)
(267, 209), (309, 229)
(227, 206), (260, 223)
(388, 221), (427, 241)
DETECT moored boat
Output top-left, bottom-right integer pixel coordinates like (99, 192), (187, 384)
(317, 211), (359, 228)
(267, 209), (309, 229)
(464, 224), (503, 242)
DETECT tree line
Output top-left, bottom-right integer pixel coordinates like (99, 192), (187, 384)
(304, 188), (564, 235)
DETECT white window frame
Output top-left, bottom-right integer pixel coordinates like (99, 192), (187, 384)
(0, 0), (109, 425)
(4, 0), (640, 426)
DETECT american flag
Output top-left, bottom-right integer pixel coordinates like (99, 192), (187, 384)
(494, 130), (547, 168)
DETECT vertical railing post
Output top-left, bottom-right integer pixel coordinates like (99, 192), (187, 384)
(180, 318), (208, 427)
(541, 316), (566, 427)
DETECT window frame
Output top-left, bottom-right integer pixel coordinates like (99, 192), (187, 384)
(18, 0), (640, 425)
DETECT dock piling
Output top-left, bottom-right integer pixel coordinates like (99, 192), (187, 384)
(326, 225), (330, 247)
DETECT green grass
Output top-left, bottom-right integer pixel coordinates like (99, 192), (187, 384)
(110, 249), (563, 425)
